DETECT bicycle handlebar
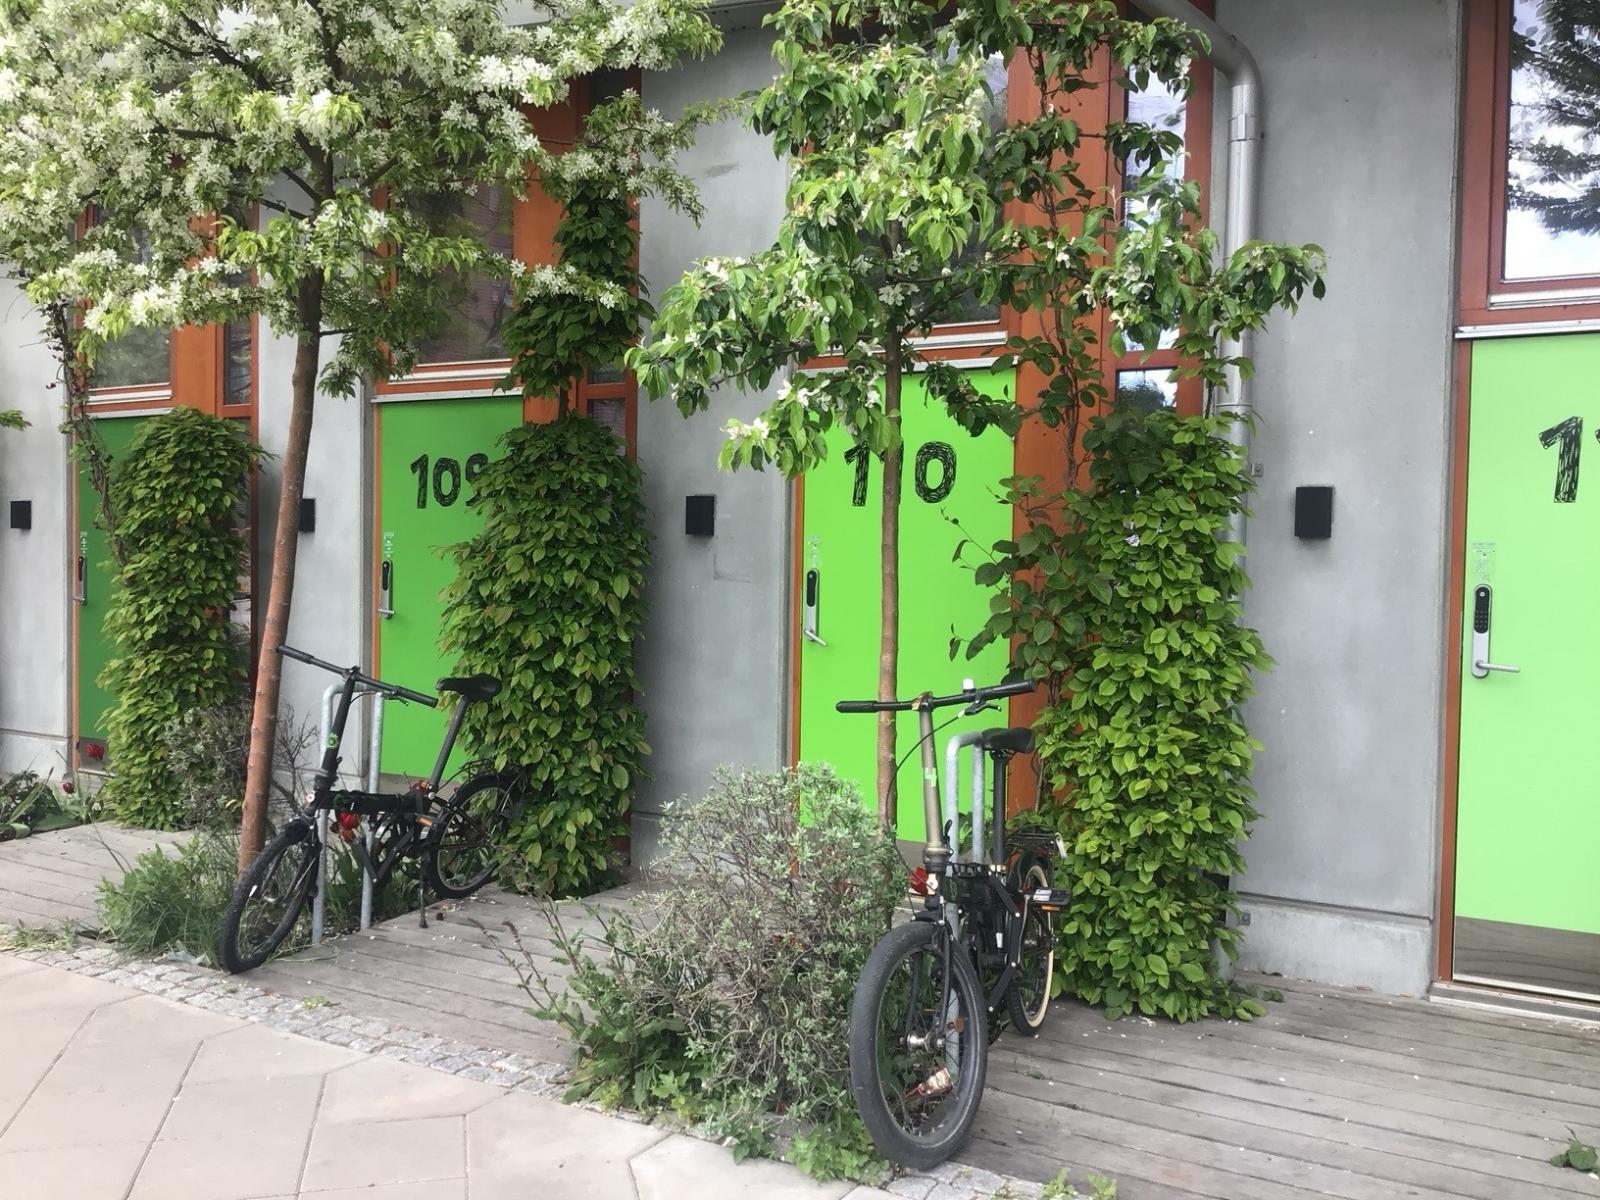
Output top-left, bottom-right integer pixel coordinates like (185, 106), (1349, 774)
(276, 644), (438, 708)
(835, 677), (1035, 715)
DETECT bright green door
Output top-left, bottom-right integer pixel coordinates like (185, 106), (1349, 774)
(376, 396), (522, 777)
(797, 367), (1016, 844)
(1455, 334), (1600, 998)
(75, 415), (144, 765)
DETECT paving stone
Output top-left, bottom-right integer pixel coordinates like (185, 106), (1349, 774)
(128, 1130), (308, 1200)
(304, 1182), (467, 1200)
(159, 1073), (323, 1142)
(301, 1115), (464, 1193)
(0, 1141), (147, 1200)
(186, 1021), (363, 1083)
(318, 1055), (499, 1124)
(467, 1090), (662, 1200)
(884, 1178), (937, 1200)
(632, 1134), (853, 1200)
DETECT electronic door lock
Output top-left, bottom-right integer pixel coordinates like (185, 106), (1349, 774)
(803, 567), (826, 646)
(378, 558), (395, 619)
(72, 553), (86, 605)
(1470, 585), (1519, 678)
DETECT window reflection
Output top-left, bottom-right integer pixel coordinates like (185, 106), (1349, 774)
(937, 52), (1009, 327)
(222, 318), (251, 407)
(1123, 74), (1185, 351)
(1505, 0), (1600, 280)
(91, 226), (171, 391)
(414, 187), (515, 364)
(1115, 368), (1177, 413)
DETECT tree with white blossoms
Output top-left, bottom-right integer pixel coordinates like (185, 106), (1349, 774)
(0, 0), (718, 864)
(630, 0), (1325, 826)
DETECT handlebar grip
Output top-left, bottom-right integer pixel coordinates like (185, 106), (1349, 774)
(835, 700), (881, 713)
(394, 685), (438, 708)
(988, 678), (1037, 699)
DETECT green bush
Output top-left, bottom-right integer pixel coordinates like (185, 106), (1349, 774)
(97, 407), (261, 829)
(440, 416), (649, 897)
(973, 410), (1267, 1021)
(97, 833), (238, 960)
(501, 764), (903, 1182)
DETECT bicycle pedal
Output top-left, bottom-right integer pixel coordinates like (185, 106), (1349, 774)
(1028, 887), (1072, 912)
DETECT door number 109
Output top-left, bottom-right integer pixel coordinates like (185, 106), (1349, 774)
(410, 452), (489, 509)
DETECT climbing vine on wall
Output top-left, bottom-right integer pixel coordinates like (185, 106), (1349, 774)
(971, 410), (1266, 1021)
(98, 406), (261, 829)
(440, 417), (650, 897)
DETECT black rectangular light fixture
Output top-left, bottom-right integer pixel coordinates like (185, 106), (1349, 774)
(298, 497), (316, 533)
(1294, 486), (1334, 540)
(685, 494), (715, 538)
(8, 500), (30, 531)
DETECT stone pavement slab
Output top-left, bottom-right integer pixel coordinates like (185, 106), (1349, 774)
(632, 1134), (855, 1200)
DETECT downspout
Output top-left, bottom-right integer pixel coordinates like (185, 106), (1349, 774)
(1133, 0), (1262, 543)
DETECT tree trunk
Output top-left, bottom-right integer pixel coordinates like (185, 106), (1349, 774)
(877, 335), (904, 831)
(239, 277), (324, 869)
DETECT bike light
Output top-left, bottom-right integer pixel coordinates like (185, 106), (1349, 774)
(908, 867), (930, 895)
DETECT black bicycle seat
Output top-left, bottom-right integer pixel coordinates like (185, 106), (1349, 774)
(436, 674), (502, 702)
(979, 726), (1034, 757)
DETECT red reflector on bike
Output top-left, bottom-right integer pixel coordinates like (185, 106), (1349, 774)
(338, 811), (360, 831)
(908, 867), (930, 895)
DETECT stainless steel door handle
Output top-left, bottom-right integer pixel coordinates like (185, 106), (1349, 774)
(803, 568), (826, 646)
(1470, 584), (1518, 678)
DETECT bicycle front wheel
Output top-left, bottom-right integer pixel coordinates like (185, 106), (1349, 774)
(848, 918), (989, 1169)
(423, 773), (518, 899)
(217, 819), (317, 974)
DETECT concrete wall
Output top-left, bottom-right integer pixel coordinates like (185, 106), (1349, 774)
(0, 276), (72, 777)
(633, 23), (792, 858)
(1212, 0), (1463, 994)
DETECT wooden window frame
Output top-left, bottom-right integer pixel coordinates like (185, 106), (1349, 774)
(1459, 0), (1600, 329)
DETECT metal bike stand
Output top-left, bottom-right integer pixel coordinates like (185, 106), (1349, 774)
(943, 729), (989, 863)
(310, 683), (387, 945)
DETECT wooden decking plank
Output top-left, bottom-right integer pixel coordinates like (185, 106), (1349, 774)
(0, 843), (135, 883)
(1037, 1005), (1600, 1126)
(983, 1056), (1576, 1199)
(960, 1126), (1216, 1200)
(0, 860), (108, 908)
(0, 888), (93, 927)
(336, 926), (575, 992)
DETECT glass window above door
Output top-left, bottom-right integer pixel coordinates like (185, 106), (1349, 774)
(413, 186), (515, 365)
(1503, 0), (1600, 281)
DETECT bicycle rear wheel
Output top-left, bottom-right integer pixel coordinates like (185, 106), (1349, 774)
(217, 819), (317, 974)
(1006, 858), (1055, 1034)
(848, 917), (989, 1169)
(423, 773), (518, 899)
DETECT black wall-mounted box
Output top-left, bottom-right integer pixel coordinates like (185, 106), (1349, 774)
(9, 500), (30, 531)
(685, 494), (715, 537)
(1294, 486), (1334, 539)
(298, 497), (316, 533)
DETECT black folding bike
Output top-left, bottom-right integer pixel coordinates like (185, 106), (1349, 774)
(217, 644), (522, 974)
(839, 677), (1070, 1168)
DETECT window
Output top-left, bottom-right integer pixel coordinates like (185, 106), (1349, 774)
(413, 186), (516, 365)
(89, 227), (171, 393)
(1502, 0), (1600, 281)
(1115, 368), (1177, 413)
(937, 51), (1012, 328)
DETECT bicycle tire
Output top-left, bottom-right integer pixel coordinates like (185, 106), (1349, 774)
(1006, 858), (1055, 1035)
(217, 819), (317, 974)
(848, 918), (989, 1169)
(423, 773), (518, 899)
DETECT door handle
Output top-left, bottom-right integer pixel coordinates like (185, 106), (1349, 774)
(1470, 584), (1519, 678)
(72, 553), (86, 605)
(803, 567), (826, 646)
(378, 558), (395, 619)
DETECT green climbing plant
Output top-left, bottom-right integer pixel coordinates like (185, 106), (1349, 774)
(98, 407), (261, 829)
(440, 417), (650, 897)
(971, 409), (1267, 1021)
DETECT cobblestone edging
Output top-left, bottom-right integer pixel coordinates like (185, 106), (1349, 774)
(5, 942), (1046, 1200)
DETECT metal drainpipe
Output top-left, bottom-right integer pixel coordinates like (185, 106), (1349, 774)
(1134, 0), (1262, 543)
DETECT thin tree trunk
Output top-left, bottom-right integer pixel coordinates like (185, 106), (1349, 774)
(239, 276), (323, 869)
(877, 333), (904, 831)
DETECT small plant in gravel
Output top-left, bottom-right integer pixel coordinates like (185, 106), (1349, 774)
(493, 764), (904, 1183)
(97, 833), (240, 961)
(1041, 1172), (1118, 1200)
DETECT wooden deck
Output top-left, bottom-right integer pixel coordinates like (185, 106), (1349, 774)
(237, 884), (1600, 1200)
(0, 823), (186, 933)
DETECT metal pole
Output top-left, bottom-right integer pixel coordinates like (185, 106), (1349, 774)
(311, 683), (339, 945)
(361, 692), (384, 931)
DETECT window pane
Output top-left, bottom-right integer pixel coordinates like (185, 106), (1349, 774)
(1504, 0), (1600, 280)
(222, 318), (251, 407)
(1115, 368), (1176, 413)
(415, 187), (515, 364)
(936, 52), (1009, 328)
(90, 226), (170, 390)
(1123, 74), (1185, 350)
(587, 363), (625, 385)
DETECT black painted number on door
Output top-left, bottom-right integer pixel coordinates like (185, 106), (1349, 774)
(412, 453), (488, 509)
(1539, 416), (1584, 504)
(847, 440), (957, 507)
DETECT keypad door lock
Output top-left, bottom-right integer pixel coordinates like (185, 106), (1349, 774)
(803, 568), (826, 646)
(1471, 584), (1520, 678)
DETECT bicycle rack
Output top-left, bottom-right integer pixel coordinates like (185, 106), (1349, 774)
(310, 683), (387, 945)
(943, 730), (989, 865)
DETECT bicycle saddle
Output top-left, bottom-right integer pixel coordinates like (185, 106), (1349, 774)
(436, 673), (502, 702)
(979, 726), (1034, 757)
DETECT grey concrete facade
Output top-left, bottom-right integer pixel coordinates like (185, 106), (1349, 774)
(1213, 0), (1463, 994)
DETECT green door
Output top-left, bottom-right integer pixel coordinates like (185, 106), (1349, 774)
(75, 414), (144, 765)
(797, 367), (1016, 844)
(1454, 333), (1600, 998)
(376, 396), (522, 777)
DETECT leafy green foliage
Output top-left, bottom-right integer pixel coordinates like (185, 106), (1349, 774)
(0, 771), (79, 840)
(441, 417), (649, 897)
(97, 833), (240, 960)
(971, 411), (1267, 1022)
(1551, 1129), (1599, 1173)
(1041, 1172), (1118, 1200)
(96, 408), (261, 828)
(0, 409), (26, 430)
(497, 765), (903, 1182)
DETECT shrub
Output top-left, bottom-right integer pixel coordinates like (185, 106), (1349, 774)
(159, 701), (317, 832)
(499, 764), (903, 1181)
(0, 770), (76, 839)
(440, 416), (650, 897)
(972, 410), (1267, 1021)
(97, 407), (262, 829)
(97, 833), (239, 960)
